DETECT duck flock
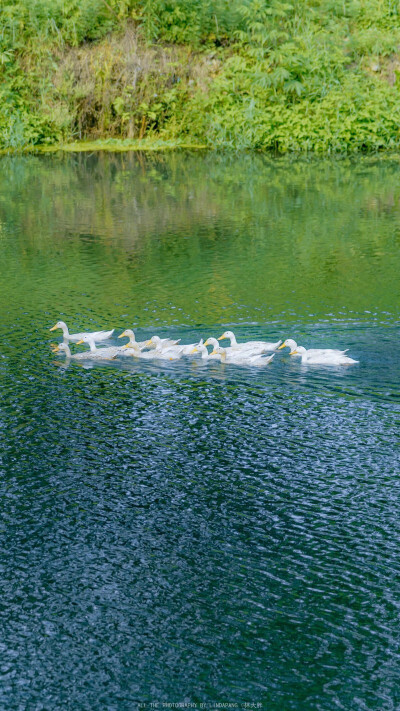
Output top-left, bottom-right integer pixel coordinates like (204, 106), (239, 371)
(50, 320), (359, 366)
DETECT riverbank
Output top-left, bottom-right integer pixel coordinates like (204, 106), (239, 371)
(0, 138), (207, 155)
(2, 1), (400, 154)
(5, 141), (400, 160)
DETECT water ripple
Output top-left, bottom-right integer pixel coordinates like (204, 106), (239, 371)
(0, 153), (400, 710)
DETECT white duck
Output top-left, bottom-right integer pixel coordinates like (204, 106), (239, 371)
(218, 331), (282, 352)
(49, 320), (114, 343)
(75, 335), (121, 359)
(118, 329), (147, 354)
(203, 337), (254, 356)
(51, 342), (87, 360)
(123, 341), (182, 361)
(145, 335), (197, 356)
(278, 339), (349, 356)
(291, 346), (358, 365)
(211, 346), (275, 366)
(52, 341), (117, 361)
(190, 340), (222, 361)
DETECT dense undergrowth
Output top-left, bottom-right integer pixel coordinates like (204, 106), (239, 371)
(2, 0), (400, 152)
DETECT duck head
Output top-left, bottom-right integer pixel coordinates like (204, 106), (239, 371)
(278, 339), (298, 354)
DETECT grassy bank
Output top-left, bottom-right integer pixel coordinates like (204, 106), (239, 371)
(2, 1), (400, 153)
(0, 138), (207, 155)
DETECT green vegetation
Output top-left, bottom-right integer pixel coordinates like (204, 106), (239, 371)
(2, 0), (400, 152)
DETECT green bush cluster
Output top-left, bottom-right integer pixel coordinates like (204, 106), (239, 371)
(134, 0), (247, 44)
(1, 0), (400, 151)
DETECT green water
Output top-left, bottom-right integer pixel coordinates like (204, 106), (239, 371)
(0, 152), (399, 710)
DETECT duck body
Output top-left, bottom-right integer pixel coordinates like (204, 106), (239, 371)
(244, 353), (275, 366)
(211, 346), (275, 366)
(146, 335), (200, 357)
(204, 337), (259, 357)
(124, 342), (182, 361)
(278, 339), (348, 357)
(218, 330), (282, 353)
(145, 336), (181, 350)
(75, 335), (121, 359)
(293, 346), (358, 365)
(50, 320), (114, 343)
(52, 343), (87, 360)
(138, 348), (182, 361)
(118, 347), (140, 357)
(153, 350), (183, 361)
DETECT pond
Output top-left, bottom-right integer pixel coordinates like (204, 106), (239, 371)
(0, 152), (399, 710)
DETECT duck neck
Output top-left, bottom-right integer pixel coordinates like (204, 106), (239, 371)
(59, 322), (69, 339)
(87, 338), (97, 353)
(229, 333), (238, 346)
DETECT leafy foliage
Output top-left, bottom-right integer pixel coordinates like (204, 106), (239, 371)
(2, 0), (400, 151)
(134, 0), (247, 44)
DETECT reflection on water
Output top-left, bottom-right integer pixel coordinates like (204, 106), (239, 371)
(0, 153), (399, 710)
(1, 152), (400, 329)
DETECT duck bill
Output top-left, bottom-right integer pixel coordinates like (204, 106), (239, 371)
(118, 332), (127, 339)
(49, 324), (58, 332)
(277, 343), (286, 350)
(217, 335), (225, 341)
(76, 339), (84, 345)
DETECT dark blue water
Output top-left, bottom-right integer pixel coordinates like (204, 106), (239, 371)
(0, 152), (399, 710)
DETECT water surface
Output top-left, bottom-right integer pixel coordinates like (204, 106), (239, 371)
(0, 153), (399, 711)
